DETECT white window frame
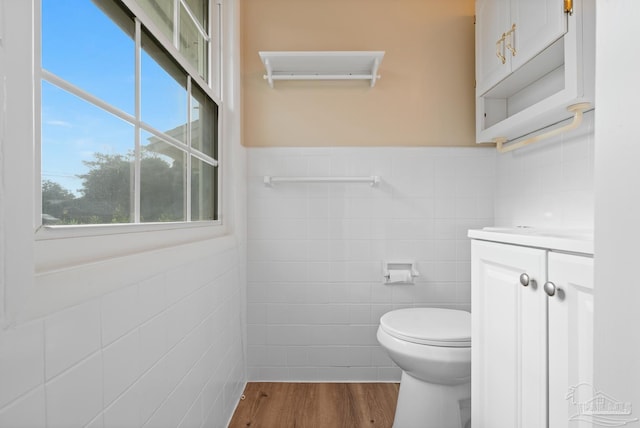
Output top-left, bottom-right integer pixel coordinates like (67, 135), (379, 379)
(34, 0), (227, 273)
(1, 0), (236, 325)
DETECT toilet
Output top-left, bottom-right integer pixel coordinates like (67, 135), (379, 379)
(377, 307), (471, 428)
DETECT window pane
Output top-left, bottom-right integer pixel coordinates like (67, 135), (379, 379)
(180, 4), (208, 79)
(41, 1), (218, 228)
(190, 84), (218, 157)
(135, 0), (173, 42)
(42, 0), (135, 114)
(141, 131), (186, 222)
(141, 29), (188, 141)
(184, 0), (208, 33)
(191, 158), (217, 221)
(41, 81), (134, 224)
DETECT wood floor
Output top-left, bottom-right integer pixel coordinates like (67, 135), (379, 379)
(228, 382), (400, 428)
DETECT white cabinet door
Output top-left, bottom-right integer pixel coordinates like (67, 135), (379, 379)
(471, 240), (548, 428)
(510, 0), (567, 70)
(547, 252), (594, 428)
(476, 0), (568, 94)
(475, 0), (511, 94)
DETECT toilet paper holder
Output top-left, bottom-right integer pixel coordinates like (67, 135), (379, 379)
(382, 261), (420, 284)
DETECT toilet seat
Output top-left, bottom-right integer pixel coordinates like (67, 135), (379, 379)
(380, 308), (471, 347)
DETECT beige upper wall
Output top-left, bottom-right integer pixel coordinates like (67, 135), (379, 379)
(241, 0), (475, 147)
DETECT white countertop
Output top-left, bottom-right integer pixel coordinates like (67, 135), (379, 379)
(468, 227), (594, 255)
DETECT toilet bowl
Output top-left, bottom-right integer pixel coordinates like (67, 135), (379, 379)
(377, 308), (471, 428)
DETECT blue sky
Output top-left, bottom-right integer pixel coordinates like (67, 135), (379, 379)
(41, 0), (188, 195)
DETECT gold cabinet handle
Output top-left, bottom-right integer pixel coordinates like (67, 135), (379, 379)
(564, 0), (573, 15)
(496, 33), (506, 64)
(505, 24), (516, 56)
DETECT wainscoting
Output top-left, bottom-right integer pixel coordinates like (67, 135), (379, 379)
(247, 147), (495, 381)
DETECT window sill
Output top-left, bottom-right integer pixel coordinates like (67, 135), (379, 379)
(23, 225), (238, 322)
(35, 220), (225, 274)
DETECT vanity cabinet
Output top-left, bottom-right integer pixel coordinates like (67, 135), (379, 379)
(471, 237), (593, 428)
(471, 240), (547, 428)
(547, 251), (594, 427)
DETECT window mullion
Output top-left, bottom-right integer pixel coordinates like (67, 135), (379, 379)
(41, 70), (137, 125)
(214, 0), (222, 91)
(134, 18), (142, 223)
(216, 0), (222, 97)
(186, 76), (192, 222)
(139, 122), (190, 153)
(179, 0), (210, 41)
(34, 0), (43, 228)
(190, 150), (218, 168)
(173, 0), (180, 49)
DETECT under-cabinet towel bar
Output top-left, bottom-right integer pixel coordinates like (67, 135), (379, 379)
(494, 102), (591, 153)
(264, 176), (381, 187)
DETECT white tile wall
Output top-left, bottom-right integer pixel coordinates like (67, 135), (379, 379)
(103, 330), (141, 407)
(45, 352), (103, 428)
(0, 241), (245, 428)
(101, 285), (140, 347)
(247, 147), (496, 381)
(0, 321), (44, 408)
(0, 387), (46, 428)
(45, 300), (101, 380)
(494, 111), (595, 229)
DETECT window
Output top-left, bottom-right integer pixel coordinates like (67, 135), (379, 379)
(40, 0), (220, 226)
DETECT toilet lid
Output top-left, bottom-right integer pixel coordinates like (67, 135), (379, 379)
(380, 308), (471, 347)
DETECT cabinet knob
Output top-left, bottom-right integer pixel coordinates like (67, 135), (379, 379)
(519, 273), (530, 286)
(544, 281), (557, 297)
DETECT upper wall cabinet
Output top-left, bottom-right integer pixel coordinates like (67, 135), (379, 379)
(475, 0), (595, 146)
(476, 0), (567, 94)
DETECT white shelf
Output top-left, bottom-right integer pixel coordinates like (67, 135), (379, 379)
(259, 51), (385, 88)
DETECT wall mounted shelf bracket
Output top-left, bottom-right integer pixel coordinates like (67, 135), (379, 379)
(259, 51), (385, 88)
